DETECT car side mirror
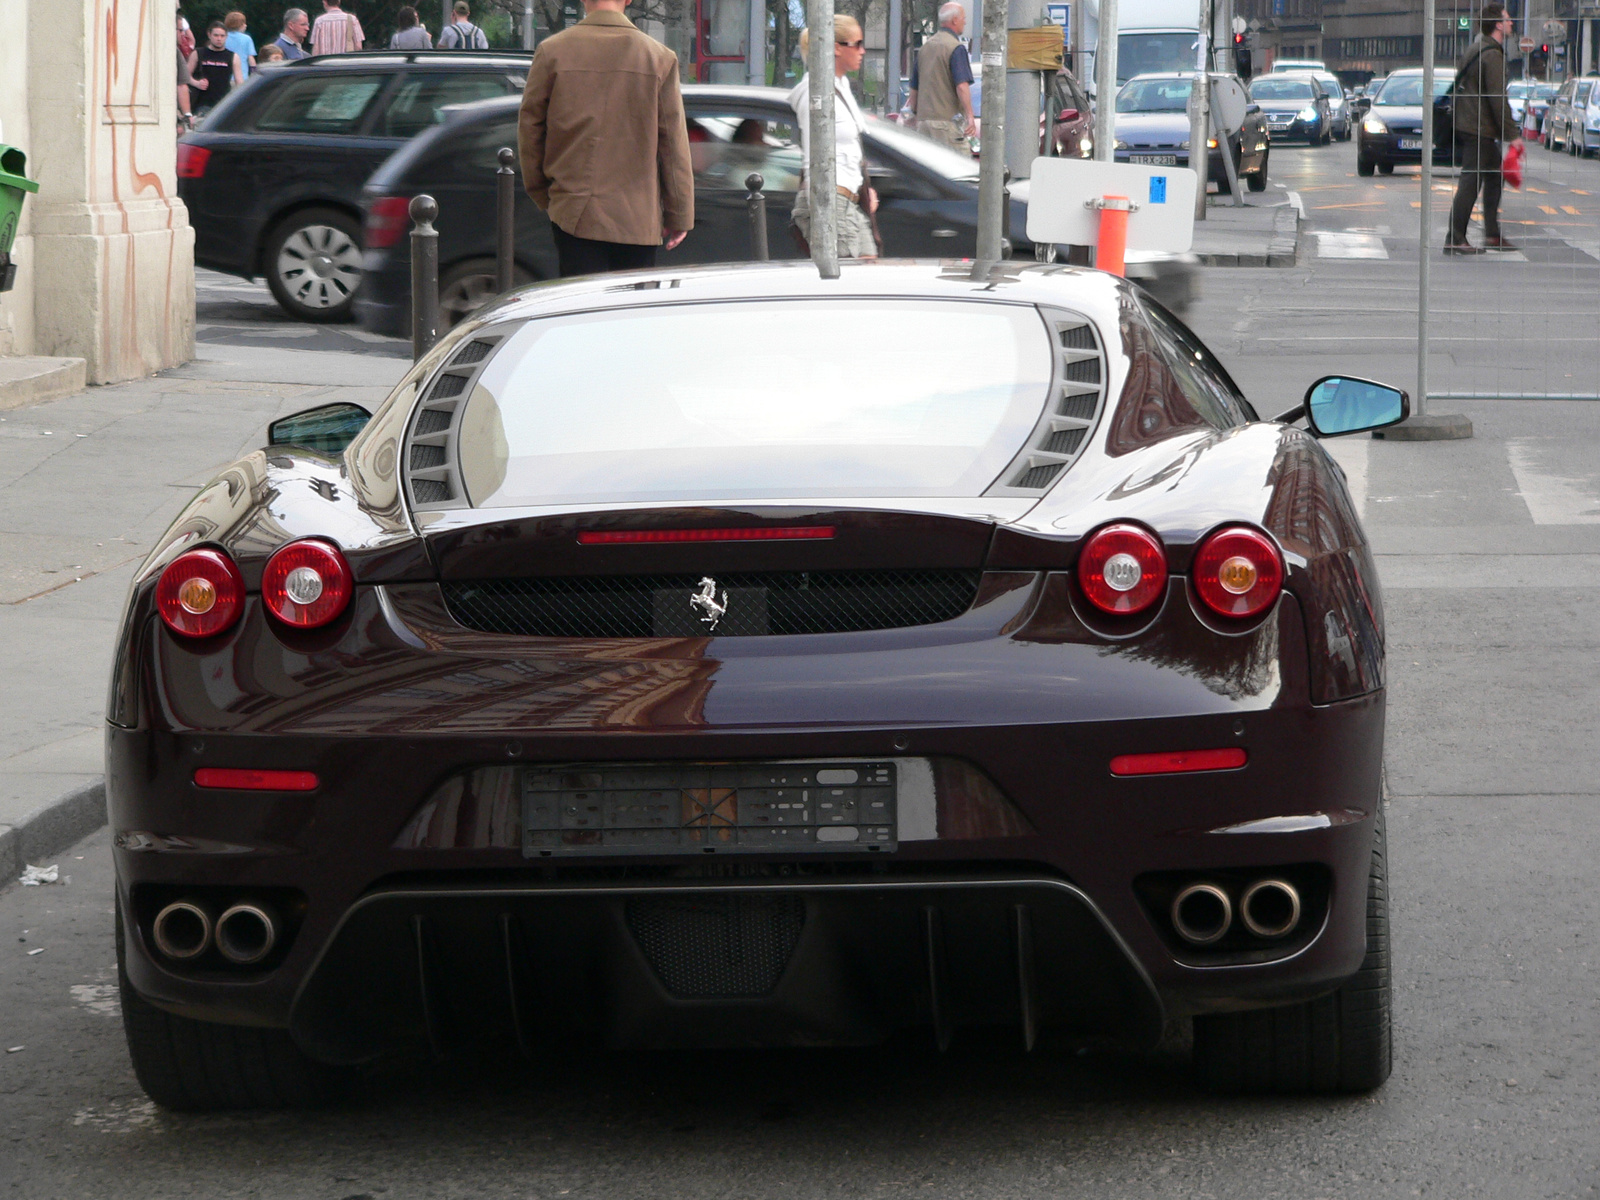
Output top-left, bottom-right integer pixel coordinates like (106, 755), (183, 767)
(267, 402), (372, 454)
(1303, 376), (1408, 437)
(1246, 103), (1261, 114)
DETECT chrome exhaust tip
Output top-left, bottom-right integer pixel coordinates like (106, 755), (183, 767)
(152, 901), (213, 961)
(214, 903), (278, 965)
(1170, 882), (1233, 946)
(1240, 879), (1302, 939)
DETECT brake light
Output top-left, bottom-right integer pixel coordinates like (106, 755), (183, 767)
(176, 144), (211, 179)
(1110, 748), (1248, 776)
(1192, 526), (1284, 618)
(365, 195), (412, 249)
(194, 768), (320, 791)
(156, 549), (246, 639)
(261, 539), (354, 628)
(1077, 523), (1167, 615)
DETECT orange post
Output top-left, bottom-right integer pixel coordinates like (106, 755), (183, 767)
(1095, 195), (1132, 277)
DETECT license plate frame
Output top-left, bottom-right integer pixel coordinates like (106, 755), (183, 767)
(1399, 137), (1423, 149)
(1129, 153), (1178, 165)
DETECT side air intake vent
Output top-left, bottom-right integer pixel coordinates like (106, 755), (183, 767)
(403, 331), (509, 509)
(986, 308), (1109, 496)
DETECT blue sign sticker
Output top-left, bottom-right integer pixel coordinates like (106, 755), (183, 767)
(1149, 175), (1168, 204)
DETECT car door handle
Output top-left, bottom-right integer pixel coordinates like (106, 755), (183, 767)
(931, 228), (958, 238)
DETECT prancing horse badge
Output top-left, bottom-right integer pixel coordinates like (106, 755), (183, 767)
(690, 576), (728, 631)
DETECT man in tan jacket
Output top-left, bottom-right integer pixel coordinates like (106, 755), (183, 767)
(519, 0), (694, 276)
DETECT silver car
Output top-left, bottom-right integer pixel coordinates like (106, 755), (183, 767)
(1311, 71), (1353, 140)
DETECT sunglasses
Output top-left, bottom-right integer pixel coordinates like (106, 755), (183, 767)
(837, 38), (865, 48)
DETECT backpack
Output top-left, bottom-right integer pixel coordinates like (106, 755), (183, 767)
(439, 21), (488, 50)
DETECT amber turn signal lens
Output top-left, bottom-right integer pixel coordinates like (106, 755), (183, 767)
(1193, 526), (1284, 618)
(156, 549), (245, 639)
(1078, 523), (1167, 615)
(262, 539), (354, 629)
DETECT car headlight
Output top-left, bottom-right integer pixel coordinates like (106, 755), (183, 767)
(1114, 139), (1128, 150)
(1299, 107), (1318, 121)
(1363, 117), (1388, 134)
(1179, 139), (1190, 150)
(1079, 136), (1093, 153)
(1206, 137), (1218, 148)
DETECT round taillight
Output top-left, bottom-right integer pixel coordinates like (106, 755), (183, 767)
(1193, 526), (1284, 618)
(1078, 523), (1167, 615)
(261, 539), (354, 628)
(156, 549), (245, 639)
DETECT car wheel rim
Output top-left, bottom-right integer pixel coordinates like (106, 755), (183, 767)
(440, 273), (498, 327)
(276, 224), (362, 310)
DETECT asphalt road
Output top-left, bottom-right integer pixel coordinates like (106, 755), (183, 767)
(4, 146), (1600, 1198)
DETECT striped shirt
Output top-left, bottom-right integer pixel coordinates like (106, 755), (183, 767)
(310, 9), (364, 55)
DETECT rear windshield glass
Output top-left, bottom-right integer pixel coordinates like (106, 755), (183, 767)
(455, 300), (1055, 507)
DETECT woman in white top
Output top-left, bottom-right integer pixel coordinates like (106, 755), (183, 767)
(786, 15), (878, 259)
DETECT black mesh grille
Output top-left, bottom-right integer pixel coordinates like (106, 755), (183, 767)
(1043, 427), (1086, 455)
(1059, 324), (1096, 350)
(441, 569), (983, 638)
(1064, 358), (1101, 384)
(415, 408), (453, 435)
(1017, 463), (1063, 489)
(626, 895), (805, 998)
(1059, 394), (1098, 420)
(451, 339), (495, 366)
(410, 444), (446, 470)
(428, 372), (468, 401)
(413, 478), (452, 503)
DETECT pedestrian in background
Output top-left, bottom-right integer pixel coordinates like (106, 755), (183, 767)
(190, 21), (244, 115)
(390, 6), (432, 49)
(787, 15), (878, 260)
(273, 8), (311, 59)
(909, 2), (977, 152)
(1446, 1), (1520, 254)
(437, 1), (489, 48)
(310, 0), (364, 55)
(259, 42), (286, 64)
(224, 12), (257, 78)
(518, 0), (694, 276)
(176, 13), (196, 128)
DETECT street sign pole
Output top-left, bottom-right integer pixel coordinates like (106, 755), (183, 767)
(804, 0), (839, 279)
(976, 6), (1010, 259)
(1093, 0), (1119, 161)
(1418, 0), (1433, 420)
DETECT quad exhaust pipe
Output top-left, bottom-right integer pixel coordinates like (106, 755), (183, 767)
(1170, 878), (1302, 946)
(151, 900), (279, 964)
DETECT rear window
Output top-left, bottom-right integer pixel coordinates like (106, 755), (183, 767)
(454, 300), (1055, 506)
(253, 74), (387, 134)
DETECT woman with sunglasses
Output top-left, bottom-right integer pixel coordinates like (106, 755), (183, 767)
(787, 15), (877, 260)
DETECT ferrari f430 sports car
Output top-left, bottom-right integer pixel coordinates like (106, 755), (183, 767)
(108, 262), (1406, 1110)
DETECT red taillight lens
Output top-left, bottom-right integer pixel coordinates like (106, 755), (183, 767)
(1077, 523), (1167, 615)
(1192, 526), (1284, 618)
(1110, 747), (1248, 776)
(194, 768), (320, 791)
(261, 539), (353, 629)
(176, 144), (211, 179)
(364, 195), (412, 249)
(156, 549), (245, 638)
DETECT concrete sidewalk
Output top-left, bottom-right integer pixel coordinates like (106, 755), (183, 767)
(1189, 193), (1301, 267)
(0, 341), (408, 884)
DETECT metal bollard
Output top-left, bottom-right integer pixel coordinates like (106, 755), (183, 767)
(745, 173), (769, 262)
(496, 147), (516, 294)
(410, 194), (440, 363)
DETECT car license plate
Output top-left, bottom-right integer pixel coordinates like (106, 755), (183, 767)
(1129, 154), (1177, 165)
(1399, 138), (1423, 149)
(523, 761), (898, 855)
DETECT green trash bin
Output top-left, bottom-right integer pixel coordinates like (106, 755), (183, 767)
(0, 144), (41, 293)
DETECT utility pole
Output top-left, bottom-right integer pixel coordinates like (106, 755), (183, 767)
(1093, 0), (1119, 160)
(1417, 0), (1435, 419)
(887, 0), (904, 112)
(976, 2), (1010, 257)
(1005, 0), (1046, 174)
(805, 0), (839, 278)
(1189, 0), (1212, 219)
(748, 0), (767, 85)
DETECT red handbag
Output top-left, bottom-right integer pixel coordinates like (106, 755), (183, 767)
(1503, 139), (1525, 189)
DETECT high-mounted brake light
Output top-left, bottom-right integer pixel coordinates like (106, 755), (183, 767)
(364, 195), (412, 249)
(175, 144), (211, 179)
(1192, 526), (1284, 619)
(156, 549), (246, 639)
(194, 768), (320, 791)
(1077, 523), (1167, 615)
(261, 539), (354, 628)
(578, 526), (836, 545)
(1110, 748), (1248, 776)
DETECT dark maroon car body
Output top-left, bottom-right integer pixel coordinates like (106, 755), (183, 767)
(108, 261), (1394, 1103)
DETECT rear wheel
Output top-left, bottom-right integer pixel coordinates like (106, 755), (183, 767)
(1247, 150), (1269, 191)
(439, 257), (536, 330)
(1192, 807), (1392, 1094)
(117, 900), (346, 1111)
(263, 208), (363, 323)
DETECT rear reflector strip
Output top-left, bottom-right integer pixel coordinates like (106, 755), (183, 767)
(1109, 748), (1248, 777)
(578, 526), (836, 545)
(193, 768), (320, 791)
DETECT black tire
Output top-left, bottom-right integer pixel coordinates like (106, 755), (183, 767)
(1377, 161), (1395, 175)
(117, 901), (346, 1111)
(263, 207), (364, 324)
(1356, 154), (1375, 177)
(1193, 808), (1392, 1094)
(438, 257), (536, 330)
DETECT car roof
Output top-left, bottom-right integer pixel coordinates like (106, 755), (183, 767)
(284, 49), (532, 69)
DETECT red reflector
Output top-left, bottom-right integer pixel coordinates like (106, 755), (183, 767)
(193, 768), (319, 791)
(176, 144), (211, 179)
(578, 526), (836, 545)
(364, 195), (412, 249)
(1109, 748), (1248, 777)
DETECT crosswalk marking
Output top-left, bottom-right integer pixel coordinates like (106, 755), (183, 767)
(1314, 231), (1389, 259)
(1506, 439), (1600, 525)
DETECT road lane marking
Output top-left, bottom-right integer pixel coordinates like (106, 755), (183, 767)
(1507, 439), (1600, 524)
(1561, 205), (1582, 215)
(1314, 231), (1389, 259)
(1538, 204), (1560, 214)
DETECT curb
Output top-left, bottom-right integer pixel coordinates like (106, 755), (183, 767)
(0, 356), (88, 412)
(1193, 203), (1301, 267)
(0, 779), (107, 887)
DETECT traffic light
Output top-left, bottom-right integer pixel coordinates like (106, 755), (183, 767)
(1234, 31), (1252, 77)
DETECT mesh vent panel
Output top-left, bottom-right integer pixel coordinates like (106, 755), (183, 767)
(415, 408), (453, 435)
(410, 444), (446, 470)
(1059, 324), (1096, 350)
(626, 895), (805, 998)
(451, 339), (495, 366)
(412, 478), (452, 503)
(1043, 427), (1086, 455)
(441, 569), (982, 638)
(428, 373), (468, 401)
(1059, 394), (1098, 420)
(1064, 358), (1101, 384)
(1017, 463), (1063, 489)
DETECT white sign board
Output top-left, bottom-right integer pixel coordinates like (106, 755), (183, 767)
(1026, 158), (1198, 252)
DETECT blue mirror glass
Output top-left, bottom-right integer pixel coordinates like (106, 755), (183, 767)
(267, 403), (372, 455)
(1303, 376), (1407, 437)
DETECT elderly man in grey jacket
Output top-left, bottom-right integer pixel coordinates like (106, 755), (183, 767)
(1446, 1), (1520, 254)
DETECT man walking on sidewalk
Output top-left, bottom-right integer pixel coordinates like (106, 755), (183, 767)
(310, 0), (364, 55)
(273, 9), (311, 59)
(518, 0), (694, 276)
(436, 1), (489, 49)
(1446, 2), (1520, 254)
(909, 2), (977, 153)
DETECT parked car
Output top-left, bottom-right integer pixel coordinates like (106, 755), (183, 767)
(1247, 73), (1332, 144)
(1507, 80), (1557, 138)
(1110, 73), (1270, 191)
(1543, 76), (1600, 154)
(1048, 67), (1095, 157)
(1356, 67), (1459, 175)
(1310, 71), (1353, 139)
(176, 50), (532, 323)
(110, 259), (1405, 1111)
(355, 86), (1198, 334)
